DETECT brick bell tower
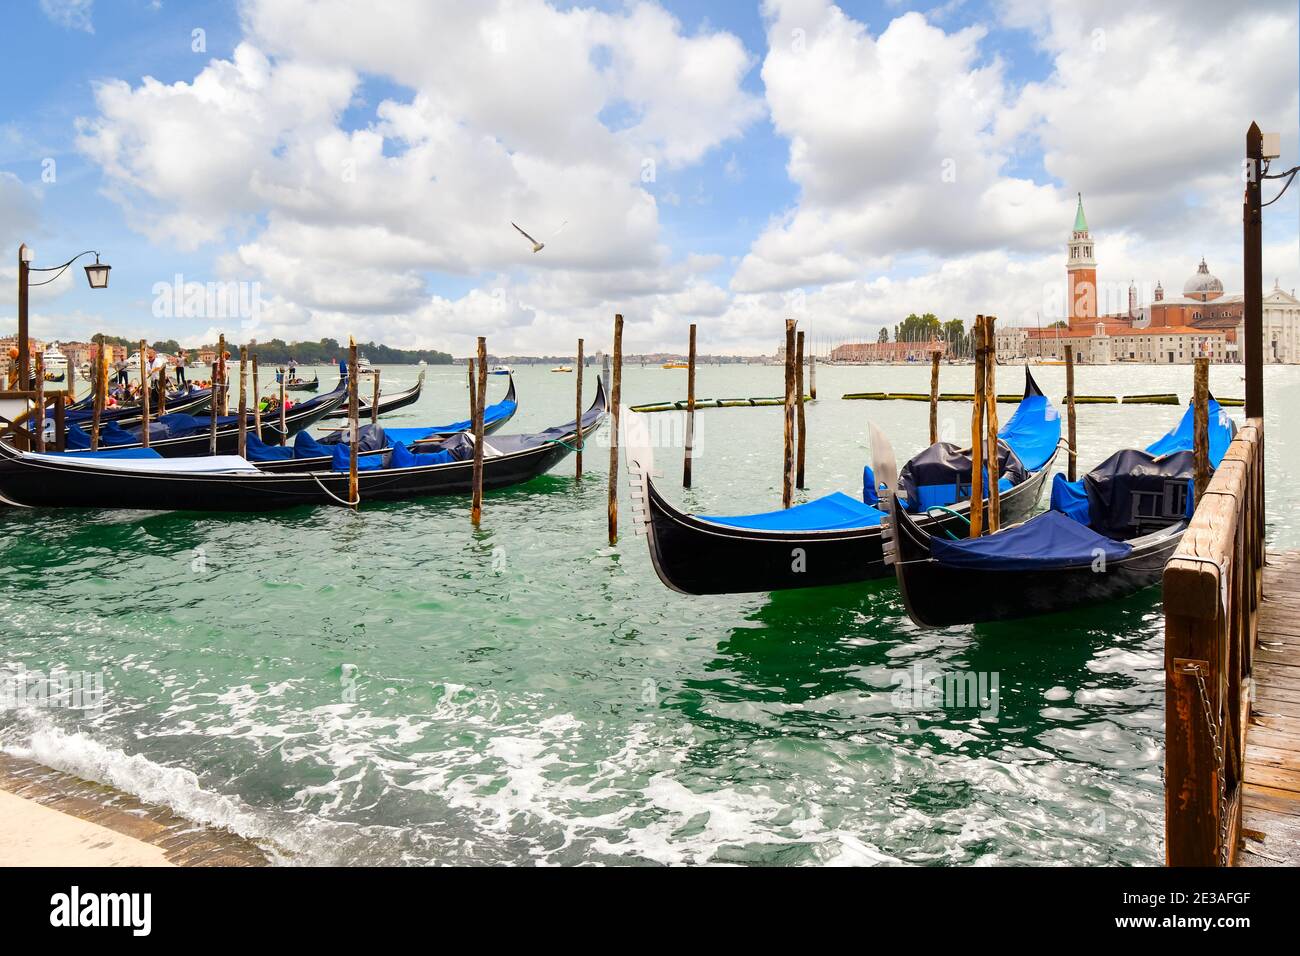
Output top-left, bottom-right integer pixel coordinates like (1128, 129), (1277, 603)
(1067, 193), (1097, 327)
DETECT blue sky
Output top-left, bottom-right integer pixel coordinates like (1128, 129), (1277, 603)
(1, 0), (1296, 353)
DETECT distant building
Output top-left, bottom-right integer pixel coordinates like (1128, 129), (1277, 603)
(1012, 195), (1300, 363)
(829, 339), (948, 363)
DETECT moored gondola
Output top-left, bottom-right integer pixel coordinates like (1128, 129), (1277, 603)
(885, 397), (1238, 627)
(627, 368), (1061, 595)
(0, 376), (605, 511)
(320, 367), (427, 419)
(56, 382), (348, 457)
(64, 383), (213, 427)
(285, 371), (319, 392)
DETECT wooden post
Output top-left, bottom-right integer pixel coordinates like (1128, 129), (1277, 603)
(575, 338), (584, 479)
(208, 358), (219, 456)
(1243, 122), (1263, 420)
(1193, 357), (1210, 504)
(279, 370), (287, 441)
(684, 324), (696, 488)
(602, 353), (610, 399)
(795, 329), (807, 490)
(969, 316), (986, 537)
(17, 244), (29, 393)
(607, 314), (624, 544)
(138, 339), (150, 448)
(371, 368), (381, 427)
(33, 352), (45, 453)
(252, 353), (261, 440)
(218, 334), (227, 415)
(157, 352), (167, 417)
(782, 319), (796, 509)
(53, 393), (65, 451)
(1064, 344), (1077, 482)
(808, 340), (817, 401)
(929, 350), (941, 444)
(985, 316), (1000, 533)
(467, 359), (477, 424)
(348, 338), (359, 508)
(472, 337), (487, 525)
(237, 345), (248, 458)
(91, 342), (104, 451)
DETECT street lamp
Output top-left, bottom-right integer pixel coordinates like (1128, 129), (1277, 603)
(15, 244), (110, 388)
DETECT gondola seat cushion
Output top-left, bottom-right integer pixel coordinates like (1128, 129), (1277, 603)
(389, 442), (456, 469)
(930, 510), (1132, 571)
(330, 444), (387, 472)
(243, 434), (295, 461)
(701, 491), (885, 531)
(294, 431), (331, 458)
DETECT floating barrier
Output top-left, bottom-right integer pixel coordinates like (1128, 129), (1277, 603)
(842, 392), (1022, 402)
(1216, 397), (1246, 407)
(1121, 393), (1179, 405)
(629, 396), (809, 413)
(1069, 395), (1119, 404)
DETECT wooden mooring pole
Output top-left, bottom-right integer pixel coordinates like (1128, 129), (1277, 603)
(218, 334), (228, 415)
(33, 353), (44, 453)
(237, 345), (248, 459)
(968, 316), (986, 537)
(208, 357), (219, 456)
(467, 358), (477, 420)
(929, 349), (941, 444)
(575, 338), (584, 479)
(607, 315), (624, 545)
(278, 370), (287, 441)
(371, 368), (381, 427)
(348, 337), (359, 508)
(90, 341), (104, 451)
(1193, 357), (1210, 504)
(795, 329), (806, 490)
(984, 316), (1000, 533)
(684, 324), (696, 488)
(1065, 344), (1077, 482)
(252, 352), (261, 440)
(472, 337), (487, 525)
(138, 340), (150, 449)
(782, 319), (796, 509)
(808, 338), (817, 401)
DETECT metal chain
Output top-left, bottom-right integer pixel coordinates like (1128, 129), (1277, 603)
(1188, 665), (1230, 865)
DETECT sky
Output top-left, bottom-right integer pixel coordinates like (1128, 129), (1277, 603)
(0, 0), (1297, 356)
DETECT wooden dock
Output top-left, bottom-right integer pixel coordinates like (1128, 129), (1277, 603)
(1237, 550), (1300, 866)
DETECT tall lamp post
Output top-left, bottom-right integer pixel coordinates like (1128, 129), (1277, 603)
(16, 244), (111, 387)
(1244, 124), (1295, 419)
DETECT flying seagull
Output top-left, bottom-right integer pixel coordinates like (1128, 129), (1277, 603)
(512, 222), (545, 253)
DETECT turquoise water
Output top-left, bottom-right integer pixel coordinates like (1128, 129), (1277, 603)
(2, 362), (1296, 865)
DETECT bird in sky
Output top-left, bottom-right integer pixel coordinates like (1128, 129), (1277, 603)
(512, 222), (545, 253)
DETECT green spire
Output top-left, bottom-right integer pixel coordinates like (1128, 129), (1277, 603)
(1073, 192), (1088, 233)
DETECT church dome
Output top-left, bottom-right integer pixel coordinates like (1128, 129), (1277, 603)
(1183, 258), (1223, 298)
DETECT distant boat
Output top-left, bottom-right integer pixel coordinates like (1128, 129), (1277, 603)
(662, 362), (689, 369)
(417, 359), (428, 367)
(357, 355), (375, 374)
(490, 364), (513, 375)
(551, 365), (573, 373)
(42, 343), (69, 381)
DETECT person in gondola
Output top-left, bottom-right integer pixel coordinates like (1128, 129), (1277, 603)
(113, 357), (128, 386)
(174, 350), (187, 385)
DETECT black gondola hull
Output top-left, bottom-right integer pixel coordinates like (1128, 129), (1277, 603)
(640, 458), (1054, 595)
(887, 493), (1184, 626)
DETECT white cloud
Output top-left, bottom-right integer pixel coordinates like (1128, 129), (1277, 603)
(40, 0), (93, 33)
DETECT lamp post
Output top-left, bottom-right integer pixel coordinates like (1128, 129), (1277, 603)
(16, 244), (110, 388)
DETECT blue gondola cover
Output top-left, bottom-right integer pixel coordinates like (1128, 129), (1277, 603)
(930, 510), (1133, 571)
(702, 492), (886, 531)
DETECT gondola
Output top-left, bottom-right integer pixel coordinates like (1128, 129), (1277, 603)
(886, 397), (1238, 627)
(307, 375), (519, 450)
(63, 383), (213, 427)
(284, 371), (319, 392)
(0, 377), (606, 511)
(626, 368), (1062, 595)
(56, 382), (348, 458)
(320, 367), (426, 420)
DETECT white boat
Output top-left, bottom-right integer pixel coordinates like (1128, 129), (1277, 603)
(41, 343), (69, 380)
(490, 364), (513, 375)
(357, 355), (376, 374)
(417, 359), (428, 367)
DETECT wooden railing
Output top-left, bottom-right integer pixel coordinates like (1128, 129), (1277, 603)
(0, 389), (68, 452)
(1164, 417), (1265, 865)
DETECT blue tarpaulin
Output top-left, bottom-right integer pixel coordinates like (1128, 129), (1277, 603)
(930, 509), (1133, 571)
(702, 491), (886, 531)
(383, 399), (517, 445)
(1144, 398), (1234, 467)
(998, 391), (1061, 471)
(1049, 473), (1091, 524)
